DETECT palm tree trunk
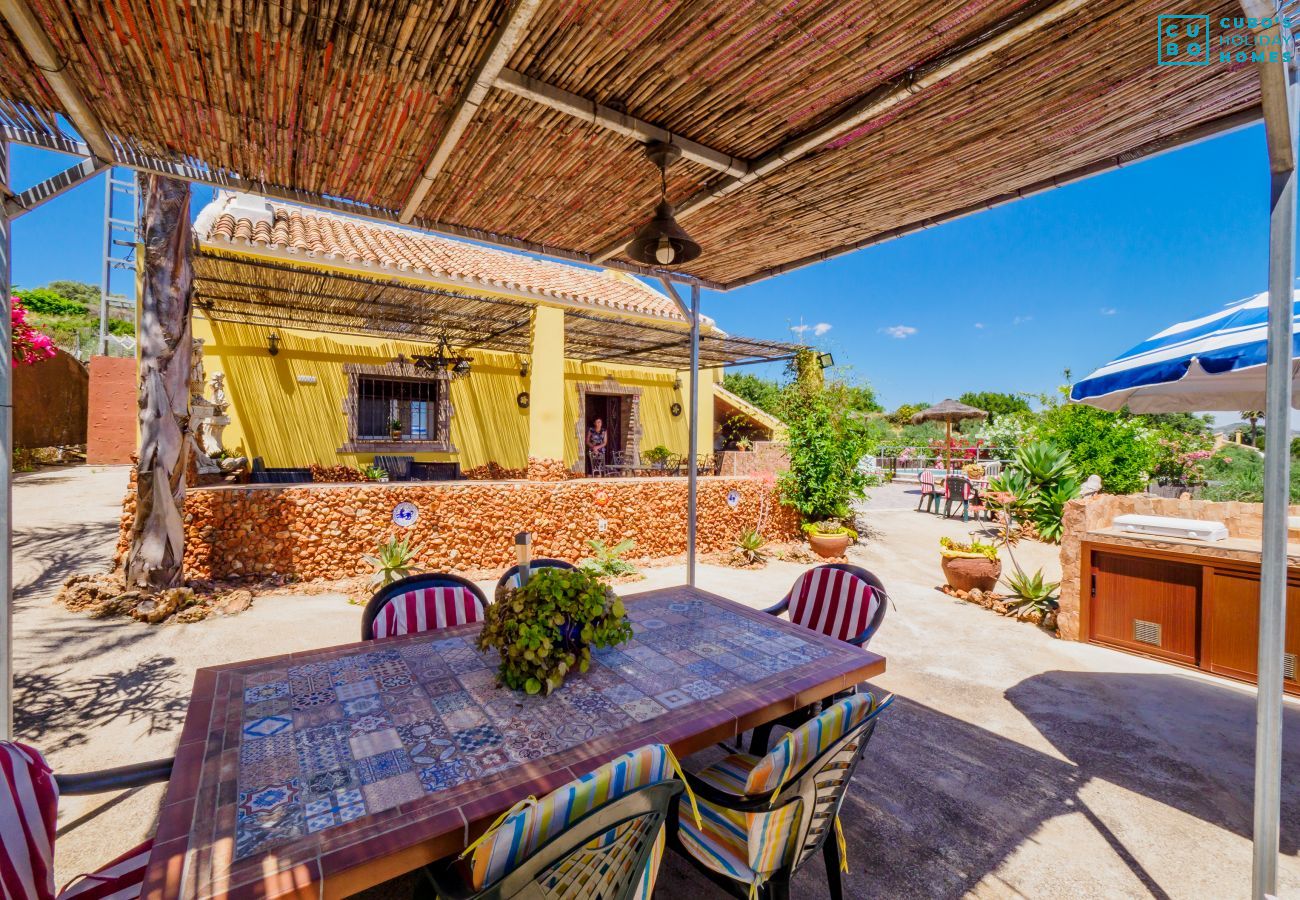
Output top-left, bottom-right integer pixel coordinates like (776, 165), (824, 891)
(125, 175), (193, 590)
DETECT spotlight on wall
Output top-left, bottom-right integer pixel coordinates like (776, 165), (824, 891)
(818, 352), (834, 370)
(520, 358), (531, 379)
(267, 333), (280, 356)
(673, 376), (682, 391)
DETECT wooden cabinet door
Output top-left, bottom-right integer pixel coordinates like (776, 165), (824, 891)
(1204, 571), (1300, 693)
(1089, 551), (1201, 665)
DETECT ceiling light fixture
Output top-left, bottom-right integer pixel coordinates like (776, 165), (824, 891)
(626, 142), (701, 268)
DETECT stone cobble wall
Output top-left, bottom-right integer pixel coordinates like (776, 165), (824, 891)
(1058, 494), (1300, 640)
(117, 476), (798, 581)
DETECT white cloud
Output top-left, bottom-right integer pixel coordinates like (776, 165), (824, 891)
(880, 325), (917, 339)
(1100, 307), (1117, 316)
(813, 322), (832, 336)
(790, 324), (810, 336)
(974, 322), (985, 329)
(1012, 315), (1034, 326)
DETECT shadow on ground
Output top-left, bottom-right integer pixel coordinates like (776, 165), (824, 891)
(15, 654), (188, 751)
(13, 520), (118, 602)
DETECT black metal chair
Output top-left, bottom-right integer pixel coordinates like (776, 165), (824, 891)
(669, 693), (894, 900)
(361, 572), (490, 640)
(587, 449), (608, 477)
(494, 558), (576, 601)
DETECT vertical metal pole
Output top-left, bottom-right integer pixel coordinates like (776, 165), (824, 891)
(687, 282), (700, 588)
(0, 138), (13, 740)
(98, 167), (115, 356)
(1253, 70), (1297, 900)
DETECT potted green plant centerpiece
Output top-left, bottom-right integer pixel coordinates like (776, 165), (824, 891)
(388, 416), (403, 440)
(476, 567), (633, 695)
(802, 520), (857, 558)
(939, 536), (1001, 592)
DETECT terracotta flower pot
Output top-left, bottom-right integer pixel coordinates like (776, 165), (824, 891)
(941, 554), (1002, 592)
(808, 531), (852, 559)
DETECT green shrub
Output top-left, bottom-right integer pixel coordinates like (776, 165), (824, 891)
(362, 536), (421, 587)
(1033, 404), (1154, 494)
(644, 444), (672, 465)
(733, 528), (767, 565)
(580, 538), (638, 578)
(989, 441), (1080, 543)
(15, 287), (88, 317)
(1004, 568), (1060, 618)
(778, 381), (876, 522)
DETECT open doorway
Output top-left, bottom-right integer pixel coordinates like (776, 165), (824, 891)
(583, 392), (624, 470)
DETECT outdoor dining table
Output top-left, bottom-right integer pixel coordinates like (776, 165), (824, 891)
(140, 584), (886, 900)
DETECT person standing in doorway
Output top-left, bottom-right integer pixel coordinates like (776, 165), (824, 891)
(587, 417), (609, 472)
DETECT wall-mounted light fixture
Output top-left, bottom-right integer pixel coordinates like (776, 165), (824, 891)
(267, 333), (280, 356)
(519, 357), (531, 379)
(673, 375), (682, 391)
(818, 352), (834, 370)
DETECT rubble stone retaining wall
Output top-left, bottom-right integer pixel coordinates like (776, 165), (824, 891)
(117, 476), (799, 581)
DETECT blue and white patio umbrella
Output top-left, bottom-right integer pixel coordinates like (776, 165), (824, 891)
(1071, 290), (1300, 412)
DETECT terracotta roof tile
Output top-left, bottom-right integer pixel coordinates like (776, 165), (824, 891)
(199, 195), (683, 322)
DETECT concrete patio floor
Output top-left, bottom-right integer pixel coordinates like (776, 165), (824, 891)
(12, 468), (1299, 898)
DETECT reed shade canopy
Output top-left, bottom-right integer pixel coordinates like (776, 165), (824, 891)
(911, 399), (988, 469)
(192, 248), (799, 370)
(0, 0), (1287, 289)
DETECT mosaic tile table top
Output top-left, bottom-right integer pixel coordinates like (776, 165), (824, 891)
(142, 585), (885, 900)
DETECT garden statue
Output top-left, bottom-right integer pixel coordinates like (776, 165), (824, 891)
(187, 340), (244, 476)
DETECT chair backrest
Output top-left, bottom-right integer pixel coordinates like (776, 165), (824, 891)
(1, 741), (59, 900)
(612, 449), (636, 467)
(918, 469), (936, 491)
(742, 693), (892, 879)
(374, 455), (413, 480)
(944, 474), (973, 500)
(783, 564), (886, 645)
(495, 559), (577, 597)
(588, 450), (606, 475)
(361, 573), (489, 640)
(470, 744), (684, 900)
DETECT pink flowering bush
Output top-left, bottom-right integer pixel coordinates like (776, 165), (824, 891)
(1151, 436), (1214, 485)
(12, 298), (56, 366)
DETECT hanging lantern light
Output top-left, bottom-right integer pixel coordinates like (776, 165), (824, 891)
(626, 142), (701, 267)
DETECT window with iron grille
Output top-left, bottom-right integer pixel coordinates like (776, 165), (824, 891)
(340, 364), (453, 452)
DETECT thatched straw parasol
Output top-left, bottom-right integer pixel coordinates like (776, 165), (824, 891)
(911, 399), (988, 469)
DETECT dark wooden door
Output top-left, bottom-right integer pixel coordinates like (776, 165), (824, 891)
(1089, 551), (1201, 665)
(1204, 571), (1300, 694)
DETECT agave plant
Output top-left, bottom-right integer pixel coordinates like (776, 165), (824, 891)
(580, 538), (638, 578)
(1013, 442), (1075, 484)
(733, 528), (768, 565)
(1003, 567), (1060, 618)
(363, 536), (422, 587)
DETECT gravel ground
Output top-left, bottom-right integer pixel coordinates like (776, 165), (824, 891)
(12, 466), (1298, 899)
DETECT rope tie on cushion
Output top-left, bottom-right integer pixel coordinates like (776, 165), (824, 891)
(459, 795), (539, 860)
(664, 746), (702, 828)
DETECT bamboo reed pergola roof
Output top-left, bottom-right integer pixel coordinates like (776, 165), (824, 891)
(0, 0), (1284, 290)
(193, 246), (800, 370)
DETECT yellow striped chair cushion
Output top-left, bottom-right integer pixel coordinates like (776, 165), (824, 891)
(676, 694), (878, 885)
(745, 693), (874, 795)
(471, 744), (674, 892)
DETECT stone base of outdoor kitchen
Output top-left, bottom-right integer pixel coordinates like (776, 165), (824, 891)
(115, 476), (798, 581)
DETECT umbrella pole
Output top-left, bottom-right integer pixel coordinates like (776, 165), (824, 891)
(946, 419), (952, 471)
(1252, 62), (1296, 900)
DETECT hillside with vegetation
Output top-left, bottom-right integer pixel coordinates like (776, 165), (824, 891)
(13, 280), (133, 359)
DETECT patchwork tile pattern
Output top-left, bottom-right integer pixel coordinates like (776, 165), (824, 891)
(229, 595), (828, 860)
(148, 588), (886, 900)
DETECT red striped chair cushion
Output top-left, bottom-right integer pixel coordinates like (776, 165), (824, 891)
(1, 742), (59, 900)
(786, 568), (879, 643)
(373, 586), (484, 639)
(57, 841), (152, 900)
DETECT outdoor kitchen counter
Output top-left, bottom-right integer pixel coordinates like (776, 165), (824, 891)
(1084, 527), (1300, 569)
(1078, 529), (1300, 696)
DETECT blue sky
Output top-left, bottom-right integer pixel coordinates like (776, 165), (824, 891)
(6, 122), (1284, 417)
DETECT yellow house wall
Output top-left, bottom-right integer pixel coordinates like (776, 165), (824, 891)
(193, 316), (529, 469)
(194, 315), (716, 472)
